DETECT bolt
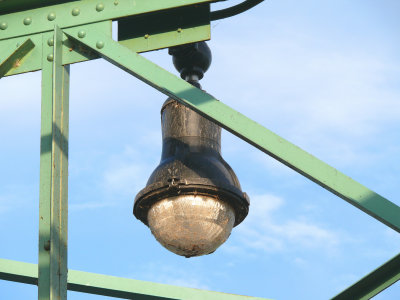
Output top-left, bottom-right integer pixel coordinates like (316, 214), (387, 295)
(144, 34), (149, 39)
(96, 41), (105, 49)
(114, 0), (119, 5)
(177, 28), (182, 33)
(78, 30), (86, 38)
(47, 38), (54, 46)
(47, 12), (56, 21)
(47, 54), (54, 62)
(71, 8), (80, 16)
(0, 22), (7, 30)
(23, 17), (32, 25)
(96, 3), (105, 12)
(44, 240), (50, 251)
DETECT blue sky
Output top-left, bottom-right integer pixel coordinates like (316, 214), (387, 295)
(1, 0), (400, 299)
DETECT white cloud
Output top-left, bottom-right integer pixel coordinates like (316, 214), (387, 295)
(207, 21), (400, 170)
(129, 263), (209, 290)
(69, 201), (115, 211)
(0, 186), (36, 214)
(102, 146), (156, 196)
(229, 194), (342, 254)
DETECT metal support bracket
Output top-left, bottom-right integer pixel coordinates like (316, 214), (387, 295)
(0, 38), (34, 78)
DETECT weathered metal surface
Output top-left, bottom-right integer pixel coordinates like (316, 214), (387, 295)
(0, 0), (216, 41)
(331, 253), (400, 300)
(38, 25), (69, 299)
(64, 27), (400, 234)
(0, 37), (34, 77)
(0, 0), (75, 15)
(0, 16), (209, 77)
(1, 21), (110, 77)
(118, 4), (210, 53)
(0, 258), (269, 300)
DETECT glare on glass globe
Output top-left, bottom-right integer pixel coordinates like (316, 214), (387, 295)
(147, 194), (235, 258)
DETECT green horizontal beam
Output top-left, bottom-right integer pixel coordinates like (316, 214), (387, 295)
(0, 37), (34, 78)
(64, 27), (400, 234)
(0, 259), (267, 299)
(118, 4), (210, 54)
(1, 21), (111, 77)
(0, 0), (216, 41)
(331, 253), (400, 300)
(0, 258), (37, 285)
(0, 0), (75, 15)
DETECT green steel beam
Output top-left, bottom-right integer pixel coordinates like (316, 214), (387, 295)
(64, 27), (400, 234)
(331, 253), (400, 300)
(0, 0), (75, 15)
(0, 0), (216, 41)
(0, 259), (37, 285)
(0, 259), (268, 300)
(0, 37), (34, 78)
(118, 4), (210, 53)
(1, 8), (210, 78)
(38, 25), (69, 299)
(1, 21), (111, 77)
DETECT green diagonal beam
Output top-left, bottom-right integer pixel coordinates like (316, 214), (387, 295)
(0, 38), (34, 78)
(331, 253), (400, 300)
(64, 27), (400, 234)
(0, 259), (268, 300)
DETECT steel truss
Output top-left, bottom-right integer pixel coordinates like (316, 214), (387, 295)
(0, 0), (399, 299)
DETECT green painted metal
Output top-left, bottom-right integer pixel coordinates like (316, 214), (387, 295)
(118, 4), (210, 53)
(0, 2), (399, 298)
(0, 1), (75, 15)
(0, 12), (209, 77)
(1, 21), (111, 77)
(0, 259), (37, 285)
(331, 253), (400, 300)
(64, 27), (400, 235)
(0, 37), (35, 77)
(0, 0), (216, 41)
(0, 259), (268, 300)
(38, 25), (69, 299)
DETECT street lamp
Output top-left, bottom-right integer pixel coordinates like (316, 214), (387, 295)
(133, 42), (249, 257)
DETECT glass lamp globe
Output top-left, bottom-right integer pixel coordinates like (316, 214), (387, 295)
(147, 195), (235, 257)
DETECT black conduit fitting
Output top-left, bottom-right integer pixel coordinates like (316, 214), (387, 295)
(210, 0), (265, 21)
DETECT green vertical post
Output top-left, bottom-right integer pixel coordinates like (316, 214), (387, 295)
(38, 25), (69, 300)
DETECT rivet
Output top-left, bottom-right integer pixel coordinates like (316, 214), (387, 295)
(0, 22), (7, 30)
(71, 8), (80, 16)
(47, 12), (56, 21)
(96, 41), (104, 49)
(96, 3), (104, 12)
(16, 43), (20, 47)
(177, 28), (182, 33)
(44, 240), (50, 251)
(23, 17), (32, 25)
(114, 0), (119, 5)
(144, 34), (149, 39)
(47, 54), (54, 62)
(78, 30), (86, 38)
(47, 38), (54, 46)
